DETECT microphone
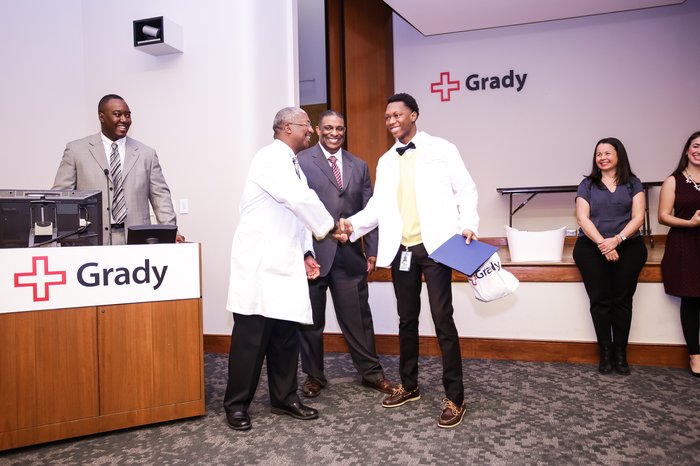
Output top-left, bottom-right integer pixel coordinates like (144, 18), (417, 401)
(103, 168), (113, 245)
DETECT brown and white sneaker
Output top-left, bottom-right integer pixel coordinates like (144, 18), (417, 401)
(381, 385), (421, 408)
(437, 398), (466, 428)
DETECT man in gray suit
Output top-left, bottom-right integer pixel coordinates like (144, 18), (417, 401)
(297, 110), (394, 397)
(52, 94), (182, 245)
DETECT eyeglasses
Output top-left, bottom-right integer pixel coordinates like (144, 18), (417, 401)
(288, 121), (312, 129)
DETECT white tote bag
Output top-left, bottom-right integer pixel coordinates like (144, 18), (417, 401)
(468, 252), (519, 302)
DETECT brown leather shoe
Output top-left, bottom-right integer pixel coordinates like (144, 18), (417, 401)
(361, 378), (396, 394)
(301, 376), (323, 398)
(381, 385), (420, 408)
(437, 398), (466, 428)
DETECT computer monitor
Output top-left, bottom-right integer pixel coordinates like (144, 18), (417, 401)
(0, 189), (103, 248)
(126, 224), (177, 245)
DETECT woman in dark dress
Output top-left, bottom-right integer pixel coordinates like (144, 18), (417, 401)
(659, 131), (700, 377)
(573, 138), (647, 375)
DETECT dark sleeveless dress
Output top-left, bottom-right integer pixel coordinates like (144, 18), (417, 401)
(661, 172), (700, 297)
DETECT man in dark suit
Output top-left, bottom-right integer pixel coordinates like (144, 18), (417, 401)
(52, 94), (183, 245)
(297, 110), (394, 397)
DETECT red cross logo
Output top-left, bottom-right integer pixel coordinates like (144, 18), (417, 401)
(430, 72), (461, 102)
(14, 256), (67, 302)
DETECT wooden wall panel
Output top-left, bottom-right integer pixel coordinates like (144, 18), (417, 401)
(326, 0), (394, 183)
(326, 0), (345, 116)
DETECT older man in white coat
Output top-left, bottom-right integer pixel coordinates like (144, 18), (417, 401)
(223, 107), (340, 431)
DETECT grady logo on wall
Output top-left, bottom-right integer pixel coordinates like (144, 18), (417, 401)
(430, 70), (528, 101)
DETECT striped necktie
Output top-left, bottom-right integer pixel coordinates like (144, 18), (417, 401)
(109, 143), (127, 224)
(328, 155), (342, 190)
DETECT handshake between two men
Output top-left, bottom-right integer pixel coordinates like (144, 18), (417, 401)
(331, 218), (478, 245)
(304, 216), (478, 281)
(332, 218), (354, 243)
(304, 219), (372, 281)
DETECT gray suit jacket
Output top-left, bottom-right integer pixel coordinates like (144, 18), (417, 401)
(297, 144), (377, 277)
(52, 132), (176, 244)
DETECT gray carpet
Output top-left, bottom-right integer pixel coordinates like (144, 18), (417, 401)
(2, 352), (700, 465)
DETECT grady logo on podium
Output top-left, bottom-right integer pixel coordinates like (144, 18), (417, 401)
(14, 255), (168, 303)
(77, 259), (168, 290)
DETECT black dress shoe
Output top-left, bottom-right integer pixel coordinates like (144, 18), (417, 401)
(226, 410), (251, 431)
(271, 401), (319, 420)
(689, 356), (700, 378)
(598, 344), (613, 374)
(613, 346), (631, 375)
(301, 376), (323, 398)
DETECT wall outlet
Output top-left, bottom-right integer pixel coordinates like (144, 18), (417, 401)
(179, 198), (189, 214)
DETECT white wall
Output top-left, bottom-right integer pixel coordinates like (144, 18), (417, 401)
(336, 283), (683, 345)
(326, 1), (698, 345)
(0, 0), (88, 186)
(0, 1), (693, 345)
(0, 0), (301, 335)
(392, 1), (700, 235)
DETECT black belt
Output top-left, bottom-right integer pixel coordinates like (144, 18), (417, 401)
(111, 223), (125, 230)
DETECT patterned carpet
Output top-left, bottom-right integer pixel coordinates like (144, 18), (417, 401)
(2, 352), (700, 465)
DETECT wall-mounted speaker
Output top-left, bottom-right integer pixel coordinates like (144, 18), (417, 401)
(133, 16), (183, 56)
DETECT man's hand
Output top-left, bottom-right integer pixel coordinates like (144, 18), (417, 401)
(367, 256), (377, 273)
(340, 218), (354, 235)
(176, 233), (186, 243)
(305, 255), (321, 280)
(333, 218), (353, 243)
(462, 229), (477, 244)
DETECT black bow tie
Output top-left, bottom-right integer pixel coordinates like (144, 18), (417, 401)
(396, 142), (416, 155)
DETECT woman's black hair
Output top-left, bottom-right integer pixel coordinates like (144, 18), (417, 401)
(586, 137), (635, 187)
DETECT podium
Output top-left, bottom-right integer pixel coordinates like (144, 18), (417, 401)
(0, 244), (204, 451)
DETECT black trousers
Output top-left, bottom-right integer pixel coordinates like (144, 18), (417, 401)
(573, 236), (647, 348)
(299, 259), (384, 385)
(223, 313), (301, 413)
(680, 297), (700, 354)
(391, 243), (464, 405)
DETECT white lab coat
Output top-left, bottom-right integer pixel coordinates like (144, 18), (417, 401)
(227, 139), (334, 324)
(349, 131), (479, 267)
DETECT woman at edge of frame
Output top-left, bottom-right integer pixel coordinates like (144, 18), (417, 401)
(658, 131), (700, 377)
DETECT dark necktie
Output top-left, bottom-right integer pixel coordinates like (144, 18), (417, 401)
(292, 156), (301, 179)
(396, 141), (416, 155)
(109, 143), (127, 224)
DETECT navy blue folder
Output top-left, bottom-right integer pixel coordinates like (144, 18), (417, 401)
(428, 235), (498, 276)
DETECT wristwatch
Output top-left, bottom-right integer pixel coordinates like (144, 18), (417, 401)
(618, 233), (627, 242)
